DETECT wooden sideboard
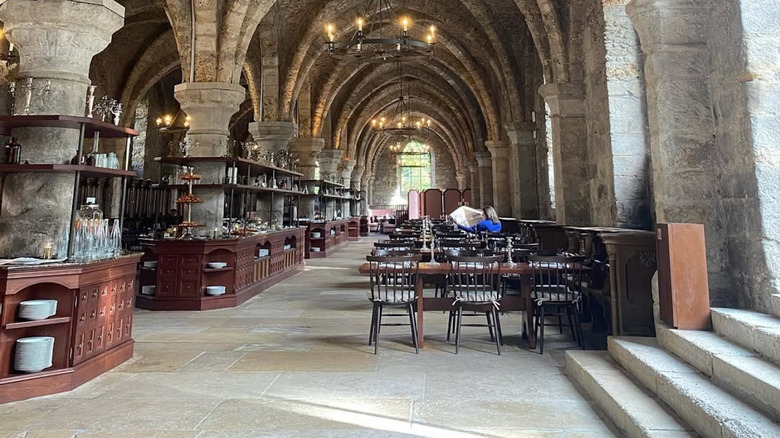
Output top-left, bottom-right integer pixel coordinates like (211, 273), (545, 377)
(302, 218), (353, 259)
(0, 254), (141, 403)
(137, 228), (306, 311)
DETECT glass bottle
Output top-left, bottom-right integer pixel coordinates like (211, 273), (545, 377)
(110, 219), (122, 256)
(3, 138), (11, 164)
(75, 198), (103, 260)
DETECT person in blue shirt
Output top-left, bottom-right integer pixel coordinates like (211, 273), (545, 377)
(457, 206), (502, 233)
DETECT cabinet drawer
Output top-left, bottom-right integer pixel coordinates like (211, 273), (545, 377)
(178, 280), (200, 297)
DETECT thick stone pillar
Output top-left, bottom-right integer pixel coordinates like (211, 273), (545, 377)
(469, 163), (480, 207)
(628, 0), (731, 302)
(506, 122), (540, 219)
(248, 121), (296, 153)
(174, 82), (245, 232)
(289, 138), (324, 218)
(485, 141), (511, 217)
(456, 171), (468, 191)
(318, 149), (343, 181)
(0, 0), (124, 258)
(339, 159), (357, 189)
(539, 83), (590, 225)
(474, 152), (493, 209)
(351, 165), (366, 191)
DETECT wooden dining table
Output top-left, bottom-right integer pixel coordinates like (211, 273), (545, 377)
(358, 261), (538, 349)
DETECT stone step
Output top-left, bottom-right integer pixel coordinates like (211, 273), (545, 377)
(609, 336), (780, 438)
(771, 294), (780, 319)
(711, 307), (780, 365)
(566, 350), (696, 438)
(657, 325), (780, 421)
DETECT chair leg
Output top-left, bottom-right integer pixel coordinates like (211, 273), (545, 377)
(373, 303), (382, 355)
(538, 305), (545, 355)
(558, 313), (564, 334)
(566, 305), (578, 345)
(492, 307), (502, 355)
(368, 303), (378, 346)
(455, 306), (463, 354)
(486, 312), (496, 342)
(573, 306), (585, 350)
(446, 309), (454, 342)
(407, 302), (419, 354)
(494, 307), (504, 346)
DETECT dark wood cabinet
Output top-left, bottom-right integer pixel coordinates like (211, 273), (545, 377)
(302, 219), (353, 259)
(655, 223), (710, 330)
(137, 228), (306, 311)
(0, 255), (140, 403)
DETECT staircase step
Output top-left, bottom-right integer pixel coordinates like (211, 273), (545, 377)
(711, 308), (780, 364)
(566, 350), (696, 438)
(658, 325), (780, 421)
(609, 337), (780, 438)
(771, 294), (780, 319)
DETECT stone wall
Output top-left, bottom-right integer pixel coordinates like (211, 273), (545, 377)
(708, 0), (780, 312)
(433, 144), (458, 189)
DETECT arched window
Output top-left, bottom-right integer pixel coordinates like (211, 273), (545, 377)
(398, 140), (433, 194)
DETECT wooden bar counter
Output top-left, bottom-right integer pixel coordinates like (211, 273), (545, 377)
(137, 227), (306, 311)
(0, 254), (142, 403)
(302, 218), (355, 259)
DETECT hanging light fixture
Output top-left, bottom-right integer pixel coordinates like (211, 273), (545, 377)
(325, 0), (436, 63)
(369, 62), (435, 136)
(155, 111), (191, 133)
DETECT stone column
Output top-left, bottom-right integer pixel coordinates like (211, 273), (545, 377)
(318, 149), (343, 180)
(0, 0), (124, 258)
(289, 138), (324, 218)
(351, 165), (366, 191)
(506, 122), (540, 219)
(339, 159), (357, 189)
(248, 121), (296, 153)
(456, 171), (468, 191)
(628, 0), (731, 300)
(469, 163), (480, 207)
(474, 151), (493, 209)
(539, 83), (590, 225)
(249, 121), (296, 224)
(174, 82), (246, 232)
(485, 141), (511, 217)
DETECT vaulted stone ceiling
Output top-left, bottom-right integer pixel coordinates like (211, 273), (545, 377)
(93, 0), (571, 181)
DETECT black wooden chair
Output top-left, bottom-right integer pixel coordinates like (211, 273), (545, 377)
(366, 254), (422, 354)
(446, 255), (505, 354)
(527, 255), (586, 354)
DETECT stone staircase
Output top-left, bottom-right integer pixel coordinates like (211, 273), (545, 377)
(567, 307), (780, 438)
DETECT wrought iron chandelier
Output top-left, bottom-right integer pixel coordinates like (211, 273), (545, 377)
(155, 111), (191, 133)
(369, 63), (434, 136)
(325, 0), (436, 63)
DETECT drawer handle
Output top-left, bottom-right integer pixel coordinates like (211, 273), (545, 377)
(90, 310), (96, 319)
(92, 291), (98, 298)
(80, 314), (86, 322)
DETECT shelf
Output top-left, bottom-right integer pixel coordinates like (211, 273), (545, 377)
(204, 267), (232, 273)
(301, 179), (346, 188)
(0, 115), (140, 138)
(0, 164), (136, 178)
(4, 316), (72, 330)
(154, 156), (303, 177)
(153, 183), (304, 196)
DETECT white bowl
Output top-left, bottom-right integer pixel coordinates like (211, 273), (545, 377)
(207, 262), (227, 269)
(140, 285), (156, 296)
(19, 300), (58, 320)
(143, 261), (157, 268)
(312, 232), (322, 238)
(258, 249), (270, 257)
(311, 247), (321, 252)
(205, 286), (226, 296)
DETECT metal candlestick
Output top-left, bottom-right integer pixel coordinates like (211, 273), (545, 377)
(7, 81), (15, 115)
(506, 239), (516, 268)
(111, 101), (123, 125)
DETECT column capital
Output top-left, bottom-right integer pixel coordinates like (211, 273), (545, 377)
(318, 149), (344, 178)
(485, 141), (510, 159)
(627, 0), (711, 48)
(474, 151), (493, 167)
(248, 121), (296, 142)
(538, 83), (585, 116)
(0, 0), (124, 84)
(289, 138), (325, 163)
(174, 82), (246, 135)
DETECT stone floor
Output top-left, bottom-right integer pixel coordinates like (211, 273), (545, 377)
(0, 239), (619, 437)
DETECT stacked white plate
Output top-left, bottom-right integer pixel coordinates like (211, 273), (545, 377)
(207, 262), (227, 269)
(312, 232), (322, 238)
(18, 300), (57, 321)
(258, 249), (270, 257)
(14, 336), (55, 373)
(140, 285), (156, 296)
(205, 286), (226, 296)
(143, 261), (157, 269)
(311, 247), (321, 252)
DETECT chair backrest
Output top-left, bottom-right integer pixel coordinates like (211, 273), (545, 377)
(374, 241), (416, 251)
(447, 255), (504, 302)
(527, 255), (586, 302)
(366, 254), (422, 302)
(438, 240), (483, 250)
(371, 249), (416, 257)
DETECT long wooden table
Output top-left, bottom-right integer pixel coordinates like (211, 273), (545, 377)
(358, 262), (536, 349)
